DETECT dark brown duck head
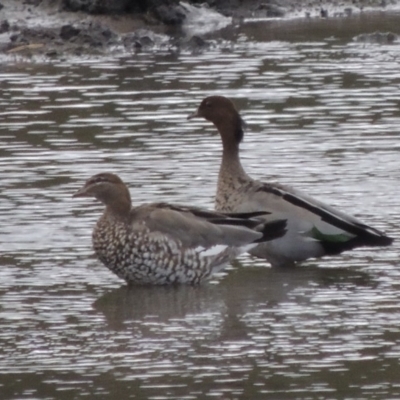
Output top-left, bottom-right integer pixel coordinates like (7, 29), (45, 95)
(73, 173), (131, 216)
(188, 96), (246, 152)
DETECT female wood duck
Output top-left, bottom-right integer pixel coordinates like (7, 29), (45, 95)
(73, 172), (287, 284)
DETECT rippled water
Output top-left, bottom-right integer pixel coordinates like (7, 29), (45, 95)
(1, 12), (400, 400)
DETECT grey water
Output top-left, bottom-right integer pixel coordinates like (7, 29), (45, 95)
(1, 11), (400, 400)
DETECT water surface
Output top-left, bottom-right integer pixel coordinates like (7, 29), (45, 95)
(1, 12), (400, 400)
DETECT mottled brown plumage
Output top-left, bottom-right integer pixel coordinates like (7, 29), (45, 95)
(73, 173), (287, 285)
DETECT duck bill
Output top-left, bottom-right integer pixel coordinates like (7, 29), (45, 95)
(187, 109), (200, 120)
(72, 187), (89, 198)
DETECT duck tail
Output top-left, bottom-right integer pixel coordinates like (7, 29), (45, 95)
(319, 226), (393, 255)
(255, 219), (287, 243)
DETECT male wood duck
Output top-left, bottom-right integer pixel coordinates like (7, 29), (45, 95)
(188, 95), (393, 267)
(73, 173), (287, 284)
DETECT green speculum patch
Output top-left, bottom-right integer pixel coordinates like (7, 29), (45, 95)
(309, 227), (350, 243)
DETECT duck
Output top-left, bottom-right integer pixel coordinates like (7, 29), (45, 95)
(187, 95), (393, 267)
(73, 172), (287, 285)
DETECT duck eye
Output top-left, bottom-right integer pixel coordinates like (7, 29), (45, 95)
(91, 175), (107, 184)
(205, 101), (212, 108)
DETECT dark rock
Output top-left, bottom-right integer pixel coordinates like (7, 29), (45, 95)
(46, 49), (59, 57)
(62, 0), (92, 12)
(62, 0), (143, 13)
(21, 27), (57, 42)
(140, 35), (154, 46)
(10, 33), (20, 43)
(153, 4), (186, 25)
(74, 22), (118, 48)
(60, 24), (81, 40)
(187, 35), (207, 48)
(191, 0), (216, 6)
(100, 26), (117, 43)
(24, 0), (42, 5)
(100, 26), (113, 40)
(81, 32), (101, 47)
(184, 35), (210, 53)
(344, 7), (352, 16)
(74, 46), (83, 56)
(122, 32), (135, 48)
(353, 31), (397, 44)
(258, 3), (285, 17)
(387, 32), (396, 43)
(123, 31), (156, 51)
(0, 20), (10, 34)
(320, 8), (328, 18)
(60, 0), (213, 25)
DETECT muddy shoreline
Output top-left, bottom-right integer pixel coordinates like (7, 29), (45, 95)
(0, 0), (398, 59)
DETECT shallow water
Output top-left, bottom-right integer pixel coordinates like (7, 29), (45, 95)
(1, 11), (400, 400)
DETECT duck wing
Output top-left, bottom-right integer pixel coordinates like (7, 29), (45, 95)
(236, 181), (393, 254)
(131, 203), (286, 250)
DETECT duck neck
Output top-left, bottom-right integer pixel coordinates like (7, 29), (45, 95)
(106, 198), (131, 220)
(102, 186), (132, 221)
(217, 119), (248, 181)
(214, 120), (249, 213)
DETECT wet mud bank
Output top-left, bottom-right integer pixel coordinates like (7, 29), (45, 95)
(0, 0), (399, 58)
